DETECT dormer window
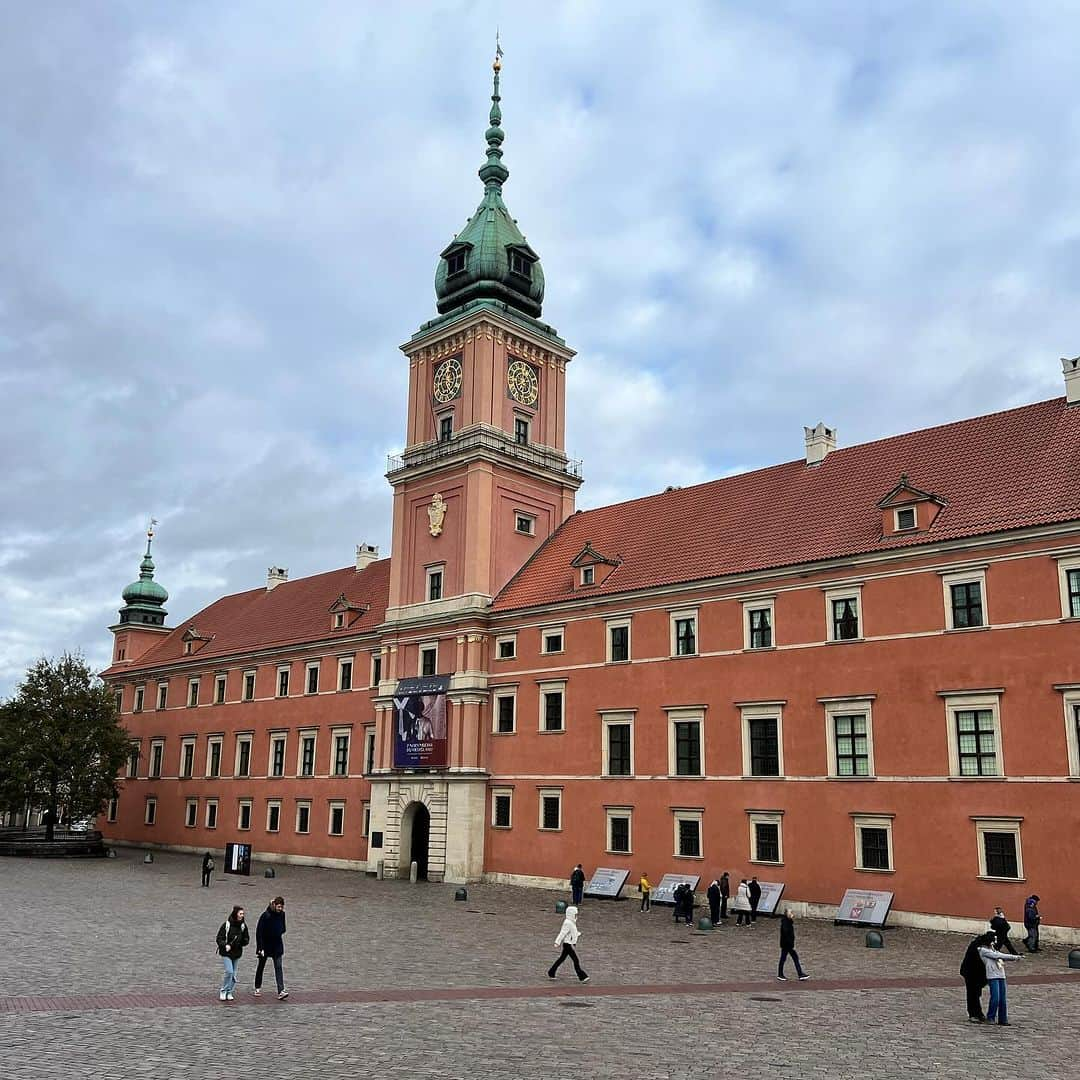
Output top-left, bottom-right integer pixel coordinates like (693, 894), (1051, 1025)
(446, 250), (467, 276)
(895, 507), (917, 531)
(509, 249), (532, 279)
(580, 566), (595, 586)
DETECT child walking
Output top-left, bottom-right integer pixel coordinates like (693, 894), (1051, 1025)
(547, 906), (590, 983)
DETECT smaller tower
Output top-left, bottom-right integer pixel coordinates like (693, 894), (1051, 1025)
(110, 522), (171, 665)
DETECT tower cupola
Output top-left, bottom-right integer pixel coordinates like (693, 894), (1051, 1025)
(434, 49), (545, 318)
(118, 523), (169, 626)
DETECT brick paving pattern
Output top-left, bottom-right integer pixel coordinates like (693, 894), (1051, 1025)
(1, 850), (1077, 1078)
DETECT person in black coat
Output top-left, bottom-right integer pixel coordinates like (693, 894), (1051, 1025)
(777, 909), (809, 980)
(990, 907), (1018, 955)
(254, 896), (288, 999)
(570, 864), (586, 906)
(719, 872), (730, 921)
(201, 851), (215, 887)
(682, 884), (695, 925)
(748, 877), (763, 925)
(707, 880), (721, 926)
(215, 905), (250, 1001)
(672, 882), (686, 922)
(960, 932), (993, 1021)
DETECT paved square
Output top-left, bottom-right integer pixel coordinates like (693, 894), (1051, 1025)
(1, 850), (1076, 1078)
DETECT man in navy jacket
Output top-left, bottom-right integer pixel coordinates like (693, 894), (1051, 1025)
(254, 896), (288, 999)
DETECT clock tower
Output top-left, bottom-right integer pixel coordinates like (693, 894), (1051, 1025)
(370, 51), (582, 883)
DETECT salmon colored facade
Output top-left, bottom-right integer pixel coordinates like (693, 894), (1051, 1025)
(101, 59), (1080, 935)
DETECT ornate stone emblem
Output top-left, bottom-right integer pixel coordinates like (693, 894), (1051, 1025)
(427, 493), (447, 536)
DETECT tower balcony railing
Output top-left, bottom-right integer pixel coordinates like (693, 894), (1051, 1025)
(387, 428), (582, 480)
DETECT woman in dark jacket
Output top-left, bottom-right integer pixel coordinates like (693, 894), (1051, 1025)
(216, 905), (249, 1001)
(254, 896), (288, 999)
(707, 880), (721, 926)
(201, 851), (215, 887)
(960, 931), (992, 1022)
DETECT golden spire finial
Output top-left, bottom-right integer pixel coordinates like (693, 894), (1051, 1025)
(494, 28), (503, 71)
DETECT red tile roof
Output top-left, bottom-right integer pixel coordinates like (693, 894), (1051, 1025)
(103, 559), (390, 677)
(493, 396), (1080, 610)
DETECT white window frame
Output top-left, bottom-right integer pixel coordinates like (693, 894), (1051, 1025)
(363, 725), (376, 774)
(669, 608), (699, 657)
(234, 734), (253, 778)
(894, 506), (917, 531)
(825, 585), (863, 642)
(740, 703), (785, 778)
(973, 816), (1024, 881)
(126, 740), (140, 778)
(134, 685), (145, 713)
(742, 597), (775, 651)
(179, 737), (196, 779)
(144, 797), (157, 826)
(538, 680), (567, 733)
(242, 669), (256, 701)
(492, 688), (517, 735)
(187, 678), (200, 708)
(214, 673), (227, 704)
(295, 801), (311, 835)
(606, 617), (632, 663)
(538, 788), (562, 831)
(941, 567), (989, 631)
(305, 661), (321, 695)
(184, 798), (198, 828)
(514, 511), (536, 536)
(491, 787), (513, 829)
(204, 735), (222, 779)
(943, 691), (1003, 778)
(277, 665), (291, 698)
(823, 698), (876, 778)
(1057, 555), (1080, 619)
(541, 625), (565, 654)
(331, 728), (351, 777)
(495, 634), (517, 660)
(265, 800), (281, 833)
(748, 810), (784, 865)
(418, 642), (439, 677)
(601, 711), (635, 777)
(237, 799), (252, 831)
(149, 738), (165, 779)
(115, 688), (124, 714)
(156, 681), (168, 710)
(370, 651), (383, 688)
(606, 807), (633, 855)
(333, 610), (346, 629)
(337, 656), (354, 692)
(268, 732), (287, 778)
(361, 802), (371, 837)
(426, 565), (445, 603)
(1062, 688), (1080, 778)
(667, 707), (705, 777)
(297, 729), (318, 778)
(205, 799), (218, 829)
(853, 814), (894, 872)
(672, 809), (703, 859)
(579, 565), (595, 586)
(328, 801), (345, 837)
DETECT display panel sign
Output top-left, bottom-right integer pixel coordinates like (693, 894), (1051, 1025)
(584, 867), (630, 898)
(651, 873), (701, 905)
(393, 675), (450, 768)
(224, 842), (252, 876)
(754, 881), (786, 915)
(835, 888), (894, 926)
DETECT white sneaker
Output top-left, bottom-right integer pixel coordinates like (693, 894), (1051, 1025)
(226, 992), (235, 1001)
(219, 990), (227, 1001)
(253, 988), (261, 997)
(277, 990), (289, 1000)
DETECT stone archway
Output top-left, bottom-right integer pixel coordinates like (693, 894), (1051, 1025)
(398, 801), (430, 880)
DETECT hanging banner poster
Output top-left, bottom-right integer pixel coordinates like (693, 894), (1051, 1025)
(835, 888), (894, 926)
(393, 675), (450, 768)
(585, 867), (630, 899)
(651, 873), (701, 905)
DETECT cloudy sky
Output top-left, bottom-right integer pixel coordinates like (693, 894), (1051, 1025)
(2, 1), (1078, 697)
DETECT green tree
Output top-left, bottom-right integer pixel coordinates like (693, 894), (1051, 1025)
(0, 653), (131, 840)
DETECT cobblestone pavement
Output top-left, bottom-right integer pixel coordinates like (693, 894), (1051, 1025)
(1, 851), (1077, 1078)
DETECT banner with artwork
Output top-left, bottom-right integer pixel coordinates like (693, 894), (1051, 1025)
(392, 675), (450, 768)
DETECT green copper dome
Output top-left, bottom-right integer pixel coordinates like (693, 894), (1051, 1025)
(434, 56), (545, 318)
(118, 528), (169, 626)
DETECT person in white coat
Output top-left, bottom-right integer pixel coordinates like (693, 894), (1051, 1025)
(734, 879), (752, 926)
(978, 932), (1022, 1025)
(547, 906), (590, 982)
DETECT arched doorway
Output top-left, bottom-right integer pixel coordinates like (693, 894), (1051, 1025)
(399, 801), (430, 880)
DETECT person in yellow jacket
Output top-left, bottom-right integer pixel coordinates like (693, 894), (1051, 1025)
(639, 872), (652, 912)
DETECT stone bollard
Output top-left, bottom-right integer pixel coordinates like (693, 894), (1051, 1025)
(454, 887), (468, 902)
(106, 848), (117, 859)
(1068, 949), (1080, 969)
(410, 860), (418, 884)
(555, 900), (567, 914)
(143, 852), (154, 864)
(697, 917), (713, 931)
(376, 859), (384, 880)
(865, 930), (884, 949)
(264, 867), (275, 878)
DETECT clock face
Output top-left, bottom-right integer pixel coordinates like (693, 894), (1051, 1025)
(506, 359), (539, 406)
(432, 357), (462, 403)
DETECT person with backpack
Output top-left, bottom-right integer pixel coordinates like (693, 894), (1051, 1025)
(216, 905), (249, 1001)
(254, 896), (288, 1000)
(201, 851), (215, 887)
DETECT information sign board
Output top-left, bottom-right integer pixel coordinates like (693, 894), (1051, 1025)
(224, 842), (252, 876)
(753, 880), (786, 915)
(584, 867), (630, 898)
(651, 873), (700, 905)
(835, 888), (894, 926)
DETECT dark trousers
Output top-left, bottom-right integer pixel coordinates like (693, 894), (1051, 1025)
(549, 944), (587, 981)
(201, 869), (212, 887)
(571, 886), (583, 905)
(750, 900), (760, 923)
(640, 892), (650, 911)
(995, 932), (1018, 955)
(778, 947), (805, 978)
(255, 954), (284, 992)
(965, 977), (986, 1019)
(1025, 925), (1040, 951)
(736, 909), (749, 925)
(709, 901), (720, 925)
(719, 896), (728, 920)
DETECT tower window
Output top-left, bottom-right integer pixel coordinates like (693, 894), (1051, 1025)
(428, 568), (443, 602)
(509, 250), (532, 279)
(446, 251), (466, 276)
(439, 415), (453, 442)
(514, 418), (529, 445)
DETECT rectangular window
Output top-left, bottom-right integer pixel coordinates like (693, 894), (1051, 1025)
(748, 811), (784, 864)
(277, 667), (290, 697)
(605, 721), (632, 777)
(364, 726), (376, 774)
(1068, 697), (1080, 778)
(541, 689), (564, 732)
(672, 612), (697, 656)
(833, 714), (870, 777)
(333, 732), (350, 776)
(215, 674), (226, 704)
(608, 622), (630, 663)
(144, 798), (157, 826)
(149, 740), (164, 779)
(185, 799), (197, 828)
(860, 827), (891, 870)
(515, 513), (535, 535)
(674, 720), (702, 776)
(950, 581), (984, 629)
(420, 646), (437, 677)
(956, 709), (998, 776)
(188, 679), (200, 708)
(895, 506), (917, 530)
(205, 800), (218, 829)
(329, 802), (345, 836)
(134, 686), (145, 713)
(267, 801), (281, 833)
(514, 417), (529, 445)
(607, 810), (631, 854)
(744, 600), (774, 650)
(238, 800), (252, 831)
(539, 790), (562, 830)
(299, 733), (317, 777)
(580, 565), (595, 586)
(157, 682), (168, 710)
(428, 569), (443, 602)
(439, 414), (453, 442)
(831, 596), (860, 640)
(541, 628), (564, 654)
(1069, 568), (1080, 618)
(270, 735), (286, 778)
(338, 658), (353, 691)
(334, 611), (345, 629)
(126, 741), (140, 778)
(361, 803), (371, 837)
(243, 671), (256, 701)
(674, 812), (702, 858)
(206, 737), (222, 778)
(495, 693), (516, 734)
(492, 790), (512, 828)
(107, 796), (118, 823)
(115, 689), (123, 713)
(295, 802), (311, 834)
(371, 653), (382, 688)
(749, 717), (780, 777)
(179, 739), (195, 779)
(306, 664), (320, 695)
(496, 635), (517, 659)
(984, 832), (1018, 879)
(235, 736), (252, 778)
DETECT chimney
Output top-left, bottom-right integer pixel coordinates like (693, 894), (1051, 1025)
(355, 543), (379, 571)
(266, 566), (288, 591)
(804, 422), (837, 465)
(1063, 356), (1080, 405)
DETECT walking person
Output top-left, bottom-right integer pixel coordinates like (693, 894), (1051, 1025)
(776, 909), (810, 981)
(719, 872), (730, 921)
(216, 905), (249, 1001)
(707, 879), (721, 927)
(979, 932), (1022, 1025)
(547, 906), (589, 983)
(960, 933), (990, 1023)
(748, 876), (762, 926)
(990, 907), (1018, 955)
(639, 872), (652, 912)
(1023, 895), (1041, 952)
(570, 864), (586, 906)
(734, 879), (751, 926)
(254, 896), (288, 1000)
(201, 851), (215, 887)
